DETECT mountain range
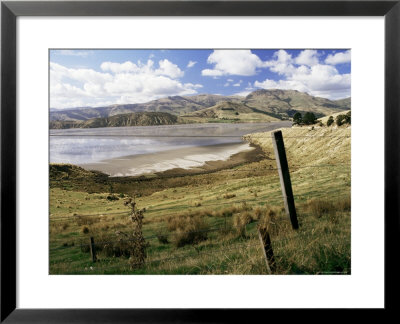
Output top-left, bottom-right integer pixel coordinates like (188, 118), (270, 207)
(50, 89), (351, 128)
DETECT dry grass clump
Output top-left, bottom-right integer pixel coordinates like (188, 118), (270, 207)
(49, 222), (70, 234)
(257, 207), (280, 236)
(74, 215), (100, 226)
(240, 201), (252, 212)
(212, 205), (239, 218)
(304, 198), (335, 218)
(81, 198), (148, 266)
(155, 229), (169, 244)
(233, 212), (255, 237)
(166, 215), (208, 248)
(106, 194), (119, 201)
(303, 196), (351, 220)
(223, 193), (236, 199)
(336, 196), (351, 212)
(96, 237), (134, 258)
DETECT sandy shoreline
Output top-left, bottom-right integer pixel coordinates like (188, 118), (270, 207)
(80, 142), (264, 177)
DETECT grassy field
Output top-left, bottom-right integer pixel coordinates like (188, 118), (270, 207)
(49, 124), (351, 275)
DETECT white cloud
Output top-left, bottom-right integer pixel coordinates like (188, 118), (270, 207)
(254, 61), (350, 99)
(233, 80), (243, 87)
(50, 59), (199, 108)
(254, 50), (351, 99)
(201, 69), (224, 77)
(295, 49), (319, 66)
(100, 61), (140, 74)
(155, 59), (184, 78)
(263, 50), (296, 76)
(187, 60), (197, 68)
(325, 50), (351, 65)
(202, 50), (266, 76)
(100, 59), (184, 78)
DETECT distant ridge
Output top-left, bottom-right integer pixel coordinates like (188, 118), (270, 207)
(49, 112), (182, 129)
(50, 89), (350, 124)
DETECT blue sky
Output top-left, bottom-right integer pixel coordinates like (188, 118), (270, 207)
(50, 49), (351, 109)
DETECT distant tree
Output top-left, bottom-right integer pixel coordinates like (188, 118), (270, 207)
(327, 116), (334, 126)
(303, 112), (317, 125)
(336, 114), (346, 126)
(345, 111), (351, 124)
(293, 112), (302, 125)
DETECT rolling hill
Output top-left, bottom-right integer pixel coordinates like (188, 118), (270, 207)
(50, 94), (240, 121)
(49, 112), (183, 129)
(243, 89), (349, 118)
(181, 101), (282, 123)
(49, 89), (351, 126)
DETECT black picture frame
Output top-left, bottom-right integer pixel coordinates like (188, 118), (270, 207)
(1, 0), (399, 322)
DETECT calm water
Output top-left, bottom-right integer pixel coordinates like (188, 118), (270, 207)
(49, 121), (291, 165)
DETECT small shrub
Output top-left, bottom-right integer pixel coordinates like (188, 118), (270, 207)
(327, 116), (334, 127)
(82, 226), (90, 234)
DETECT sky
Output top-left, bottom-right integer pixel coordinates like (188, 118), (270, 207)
(50, 49), (351, 109)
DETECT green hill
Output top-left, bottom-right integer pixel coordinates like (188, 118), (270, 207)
(49, 112), (182, 129)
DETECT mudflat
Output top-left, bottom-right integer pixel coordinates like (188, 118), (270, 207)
(80, 142), (266, 177)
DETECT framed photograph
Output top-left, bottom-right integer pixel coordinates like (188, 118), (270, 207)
(1, 0), (399, 321)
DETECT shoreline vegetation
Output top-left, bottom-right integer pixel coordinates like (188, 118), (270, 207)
(49, 119), (351, 275)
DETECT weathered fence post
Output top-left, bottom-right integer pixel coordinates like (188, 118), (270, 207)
(258, 227), (275, 274)
(89, 237), (97, 263)
(271, 130), (299, 230)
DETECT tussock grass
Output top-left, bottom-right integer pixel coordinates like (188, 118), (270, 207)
(167, 215), (209, 248)
(302, 196), (351, 220)
(223, 193), (236, 199)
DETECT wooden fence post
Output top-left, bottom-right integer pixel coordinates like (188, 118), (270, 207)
(271, 130), (299, 230)
(258, 227), (275, 274)
(89, 237), (97, 263)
